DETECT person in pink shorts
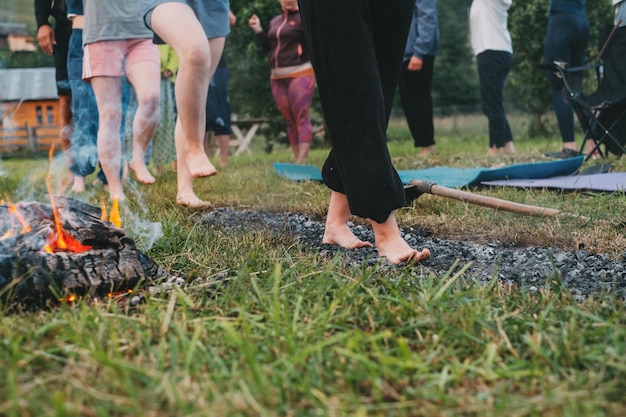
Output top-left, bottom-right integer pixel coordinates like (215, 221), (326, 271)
(83, 0), (161, 202)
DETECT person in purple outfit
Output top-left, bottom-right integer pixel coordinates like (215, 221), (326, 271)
(248, 0), (315, 164)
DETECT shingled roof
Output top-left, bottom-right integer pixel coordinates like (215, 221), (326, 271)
(0, 68), (58, 102)
(0, 22), (29, 37)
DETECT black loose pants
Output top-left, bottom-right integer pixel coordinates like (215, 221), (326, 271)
(298, 0), (414, 224)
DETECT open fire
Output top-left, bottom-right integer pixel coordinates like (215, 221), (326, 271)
(0, 196), (169, 308)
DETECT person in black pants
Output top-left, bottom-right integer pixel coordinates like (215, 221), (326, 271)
(35, 0), (74, 181)
(543, 0), (590, 156)
(298, 0), (431, 264)
(399, 0), (439, 157)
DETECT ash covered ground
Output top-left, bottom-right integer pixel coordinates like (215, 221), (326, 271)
(199, 208), (626, 300)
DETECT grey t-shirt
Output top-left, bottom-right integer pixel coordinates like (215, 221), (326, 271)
(83, 0), (153, 45)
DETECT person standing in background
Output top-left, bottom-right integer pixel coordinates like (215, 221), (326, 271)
(204, 55), (233, 168)
(35, 0), (74, 182)
(248, 0), (315, 164)
(205, 11), (237, 168)
(141, 0), (230, 209)
(298, 0), (431, 265)
(65, 0), (98, 193)
(399, 0), (440, 157)
(543, 0), (590, 157)
(469, 0), (515, 156)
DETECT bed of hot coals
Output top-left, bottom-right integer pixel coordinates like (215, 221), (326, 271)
(200, 208), (626, 301)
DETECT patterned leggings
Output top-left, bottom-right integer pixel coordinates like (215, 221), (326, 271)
(270, 74), (315, 146)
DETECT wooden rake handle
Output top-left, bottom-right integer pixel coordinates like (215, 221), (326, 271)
(409, 180), (564, 218)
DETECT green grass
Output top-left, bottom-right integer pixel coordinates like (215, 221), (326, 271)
(1, 113), (625, 416)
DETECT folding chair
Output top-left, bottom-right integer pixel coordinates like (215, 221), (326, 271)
(543, 25), (626, 161)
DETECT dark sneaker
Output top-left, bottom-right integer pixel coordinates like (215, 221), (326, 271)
(543, 148), (581, 159)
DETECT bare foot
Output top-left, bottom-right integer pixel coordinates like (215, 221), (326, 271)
(419, 145), (435, 156)
(377, 237), (430, 264)
(502, 141), (515, 155)
(488, 146), (499, 157)
(323, 223), (373, 249)
(186, 151), (217, 178)
(369, 213), (430, 265)
(176, 194), (214, 209)
(129, 159), (156, 184)
(107, 187), (126, 203)
(71, 176), (86, 193)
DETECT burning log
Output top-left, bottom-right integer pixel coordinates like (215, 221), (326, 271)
(0, 197), (170, 307)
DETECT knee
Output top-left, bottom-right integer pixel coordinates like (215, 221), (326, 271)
(138, 93), (160, 117)
(182, 44), (212, 74)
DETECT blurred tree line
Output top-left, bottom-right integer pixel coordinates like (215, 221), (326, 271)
(4, 0), (614, 143)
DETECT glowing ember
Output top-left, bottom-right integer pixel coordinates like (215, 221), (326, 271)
(58, 289), (134, 304)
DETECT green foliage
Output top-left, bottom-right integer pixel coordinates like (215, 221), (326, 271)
(433, 0), (480, 110)
(0, 50), (54, 69)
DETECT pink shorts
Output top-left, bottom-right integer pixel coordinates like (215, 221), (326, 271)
(83, 38), (159, 80)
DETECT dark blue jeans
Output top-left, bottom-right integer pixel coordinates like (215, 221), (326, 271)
(477, 50), (513, 148)
(543, 11), (590, 144)
(67, 28), (99, 177)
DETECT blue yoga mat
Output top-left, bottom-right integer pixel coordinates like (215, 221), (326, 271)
(273, 156), (585, 188)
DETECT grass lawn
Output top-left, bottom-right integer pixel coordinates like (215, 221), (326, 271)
(1, 113), (625, 416)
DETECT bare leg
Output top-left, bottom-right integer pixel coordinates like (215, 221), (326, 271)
(296, 142), (310, 164)
(71, 175), (85, 193)
(323, 191), (373, 249)
(126, 61), (161, 184)
(151, 3), (221, 179)
(174, 119), (212, 208)
(216, 134), (229, 167)
(488, 145), (499, 157)
(91, 76), (125, 201)
(585, 139), (600, 158)
(290, 143), (299, 162)
(369, 212), (430, 265)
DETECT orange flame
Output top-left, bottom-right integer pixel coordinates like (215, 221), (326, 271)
(8, 204), (31, 233)
(100, 198), (107, 221)
(42, 145), (93, 253)
(109, 198), (121, 228)
(100, 198), (121, 227)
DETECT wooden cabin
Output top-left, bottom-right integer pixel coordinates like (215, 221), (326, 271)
(0, 67), (61, 152)
(0, 22), (29, 50)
